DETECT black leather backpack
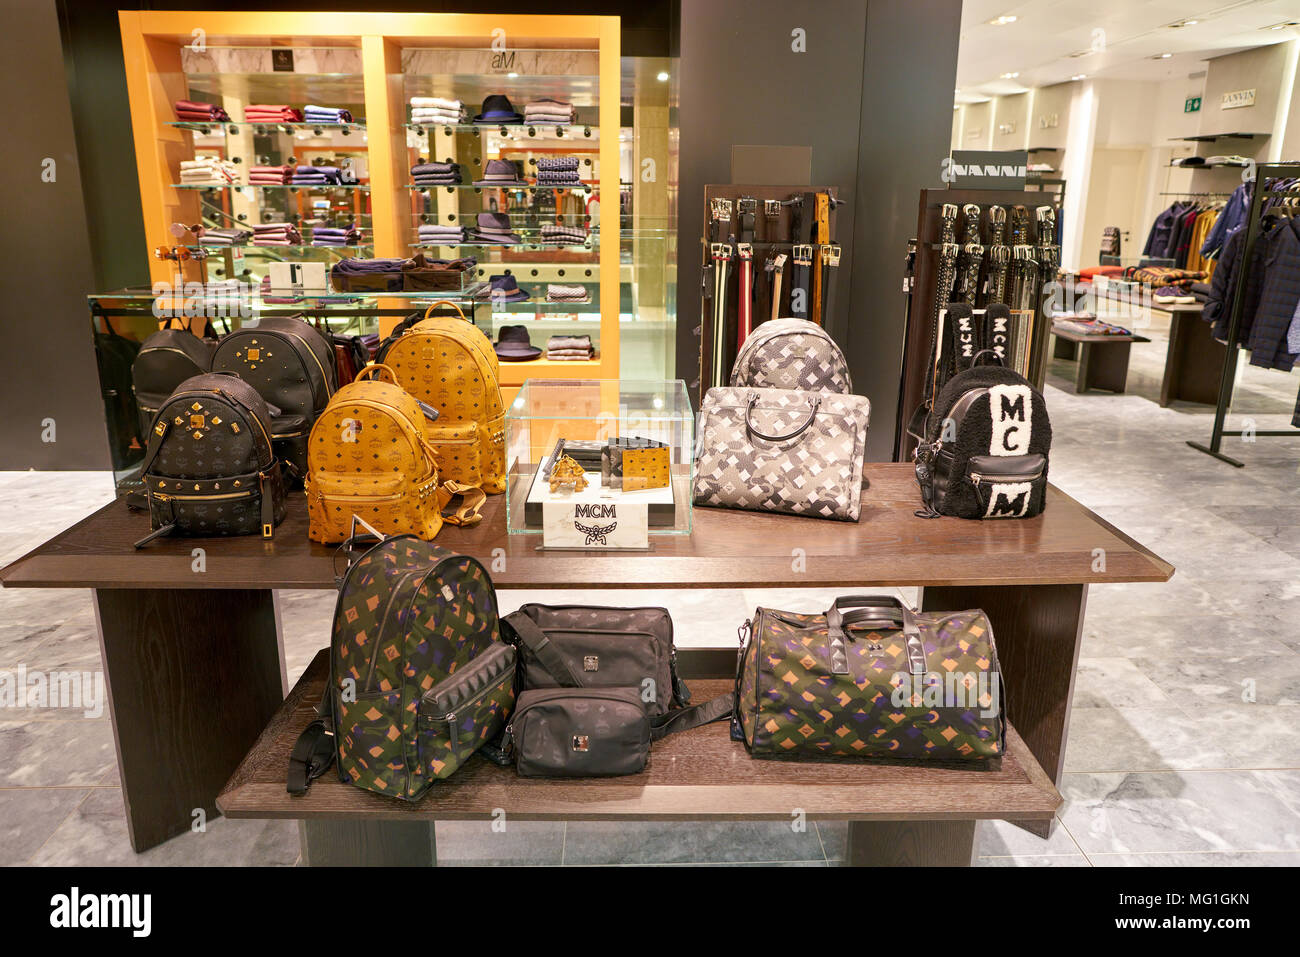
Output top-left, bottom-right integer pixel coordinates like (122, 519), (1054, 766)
(914, 350), (1052, 520)
(211, 316), (336, 484)
(134, 373), (286, 548)
(131, 319), (221, 441)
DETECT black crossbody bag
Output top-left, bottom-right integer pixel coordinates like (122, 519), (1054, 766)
(497, 605), (733, 777)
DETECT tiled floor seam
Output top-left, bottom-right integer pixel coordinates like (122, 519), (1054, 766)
(25, 786), (96, 865)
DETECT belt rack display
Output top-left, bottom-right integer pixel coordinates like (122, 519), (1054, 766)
(699, 184), (841, 392)
(895, 188), (1059, 460)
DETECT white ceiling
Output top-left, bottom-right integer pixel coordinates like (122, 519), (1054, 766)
(956, 0), (1300, 102)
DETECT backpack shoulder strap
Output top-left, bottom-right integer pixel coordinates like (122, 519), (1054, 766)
(648, 692), (734, 740)
(287, 689), (335, 795)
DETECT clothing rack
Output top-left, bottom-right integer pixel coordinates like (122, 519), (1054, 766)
(1188, 162), (1300, 466)
(1157, 191), (1231, 198)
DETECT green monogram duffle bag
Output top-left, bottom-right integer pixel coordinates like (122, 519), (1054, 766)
(733, 595), (1006, 766)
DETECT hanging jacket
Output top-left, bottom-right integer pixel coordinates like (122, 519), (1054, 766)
(1248, 216), (1300, 371)
(1144, 202), (1188, 257)
(1199, 183), (1250, 259)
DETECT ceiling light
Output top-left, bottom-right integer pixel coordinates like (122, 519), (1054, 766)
(1167, 18), (1198, 28)
(1185, 20), (1199, 26)
(656, 71), (669, 82)
(1152, 52), (1173, 59)
(988, 15), (1017, 26)
(1001, 71), (1020, 79)
(1265, 21), (1299, 30)
(507, 72), (519, 78)
(1071, 74), (1087, 81)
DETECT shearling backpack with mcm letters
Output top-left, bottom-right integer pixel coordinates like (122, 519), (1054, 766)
(914, 350), (1051, 519)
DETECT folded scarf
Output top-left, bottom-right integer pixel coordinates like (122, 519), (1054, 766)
(174, 100), (229, 121)
(303, 106), (354, 123)
(536, 156), (580, 171)
(411, 162), (461, 175)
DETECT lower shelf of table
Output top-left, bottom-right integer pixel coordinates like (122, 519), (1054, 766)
(218, 650), (1061, 824)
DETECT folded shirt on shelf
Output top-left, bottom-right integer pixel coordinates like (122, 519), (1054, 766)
(178, 157), (238, 185)
(535, 156), (581, 171)
(243, 105), (303, 123)
(310, 225), (363, 247)
(535, 172), (583, 186)
(292, 166), (343, 185)
(524, 98), (575, 125)
(251, 223), (303, 246)
(411, 161), (463, 186)
(417, 226), (467, 245)
(197, 228), (252, 246)
(410, 96), (463, 111)
(248, 165), (294, 185)
(538, 224), (589, 245)
(545, 283), (591, 303)
(173, 100), (229, 122)
(302, 105), (354, 124)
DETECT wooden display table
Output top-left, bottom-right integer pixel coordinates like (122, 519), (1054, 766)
(1051, 324), (1151, 394)
(218, 651), (1061, 866)
(0, 465), (1173, 852)
(1159, 305), (1225, 407)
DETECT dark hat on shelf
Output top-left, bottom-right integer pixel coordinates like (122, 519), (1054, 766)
(494, 323), (541, 361)
(473, 158), (528, 188)
(473, 94), (524, 124)
(485, 273), (531, 303)
(476, 211), (513, 232)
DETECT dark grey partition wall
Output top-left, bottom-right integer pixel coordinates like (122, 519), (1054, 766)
(677, 0), (962, 461)
(0, 0), (108, 469)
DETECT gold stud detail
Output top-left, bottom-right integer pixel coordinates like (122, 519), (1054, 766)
(192, 431), (204, 440)
(191, 402), (202, 411)
(193, 484), (200, 491)
(211, 416), (221, 426)
(173, 416), (183, 426)
(234, 480), (241, 487)
(214, 483), (220, 490)
(231, 422), (240, 434)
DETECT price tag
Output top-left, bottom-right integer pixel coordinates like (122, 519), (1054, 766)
(542, 501), (649, 549)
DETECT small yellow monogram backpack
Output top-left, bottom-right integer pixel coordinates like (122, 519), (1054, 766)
(305, 364), (485, 544)
(382, 301), (507, 494)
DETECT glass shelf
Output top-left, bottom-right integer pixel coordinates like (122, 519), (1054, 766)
(411, 242), (592, 252)
(405, 184), (594, 193)
(408, 123), (595, 137)
(184, 244), (373, 252)
(171, 183), (370, 191)
(168, 121), (366, 134)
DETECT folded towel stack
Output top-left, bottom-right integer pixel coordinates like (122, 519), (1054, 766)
(546, 334), (594, 360)
(303, 104), (354, 124)
(248, 165), (294, 185)
(409, 97), (465, 126)
(243, 104), (303, 123)
(197, 227), (252, 247)
(524, 98), (575, 125)
(546, 283), (590, 303)
(417, 223), (468, 245)
(538, 224), (589, 246)
(411, 161), (463, 187)
(179, 157), (238, 186)
(174, 99), (230, 123)
(310, 225), (363, 247)
(292, 165), (343, 186)
(251, 222), (302, 246)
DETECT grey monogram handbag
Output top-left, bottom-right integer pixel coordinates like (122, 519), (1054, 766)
(692, 386), (870, 521)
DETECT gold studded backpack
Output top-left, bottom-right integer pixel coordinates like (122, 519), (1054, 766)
(382, 301), (507, 494)
(305, 364), (485, 544)
(133, 372), (287, 548)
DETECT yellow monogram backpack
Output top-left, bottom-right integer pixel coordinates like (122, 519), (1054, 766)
(305, 364), (485, 544)
(383, 301), (507, 494)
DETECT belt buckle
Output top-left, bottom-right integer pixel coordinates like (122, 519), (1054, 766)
(824, 244), (841, 267)
(763, 199), (781, 217)
(793, 243), (813, 265)
(736, 242), (753, 260)
(709, 198), (733, 222)
(710, 242), (733, 261)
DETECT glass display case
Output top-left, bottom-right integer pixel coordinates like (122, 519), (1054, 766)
(504, 379), (693, 538)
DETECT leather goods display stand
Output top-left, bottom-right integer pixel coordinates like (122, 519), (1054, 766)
(2, 464), (1172, 862)
(896, 188), (1059, 461)
(699, 185), (840, 393)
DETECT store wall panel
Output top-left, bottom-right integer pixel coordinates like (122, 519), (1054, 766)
(0, 0), (109, 469)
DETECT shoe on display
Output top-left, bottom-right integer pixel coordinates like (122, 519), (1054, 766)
(1153, 285), (1195, 304)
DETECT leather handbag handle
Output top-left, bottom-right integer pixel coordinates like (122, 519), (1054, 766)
(824, 596), (926, 677)
(423, 299), (468, 323)
(354, 362), (397, 384)
(744, 393), (821, 443)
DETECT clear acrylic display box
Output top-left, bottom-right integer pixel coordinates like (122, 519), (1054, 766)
(504, 379), (694, 536)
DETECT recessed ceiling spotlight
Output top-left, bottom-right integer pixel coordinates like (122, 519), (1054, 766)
(1266, 21), (1299, 30)
(1167, 19), (1199, 28)
(507, 72), (519, 78)
(656, 71), (669, 81)
(1071, 74), (1087, 81)
(1000, 71), (1020, 79)
(988, 15), (1017, 26)
(1151, 52), (1173, 59)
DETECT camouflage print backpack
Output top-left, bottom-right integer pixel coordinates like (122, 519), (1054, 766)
(288, 534), (515, 800)
(734, 595), (1005, 765)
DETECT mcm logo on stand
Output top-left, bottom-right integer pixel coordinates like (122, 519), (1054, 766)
(574, 503), (617, 545)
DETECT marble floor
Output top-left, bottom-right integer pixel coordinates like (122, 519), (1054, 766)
(2, 325), (1298, 866)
